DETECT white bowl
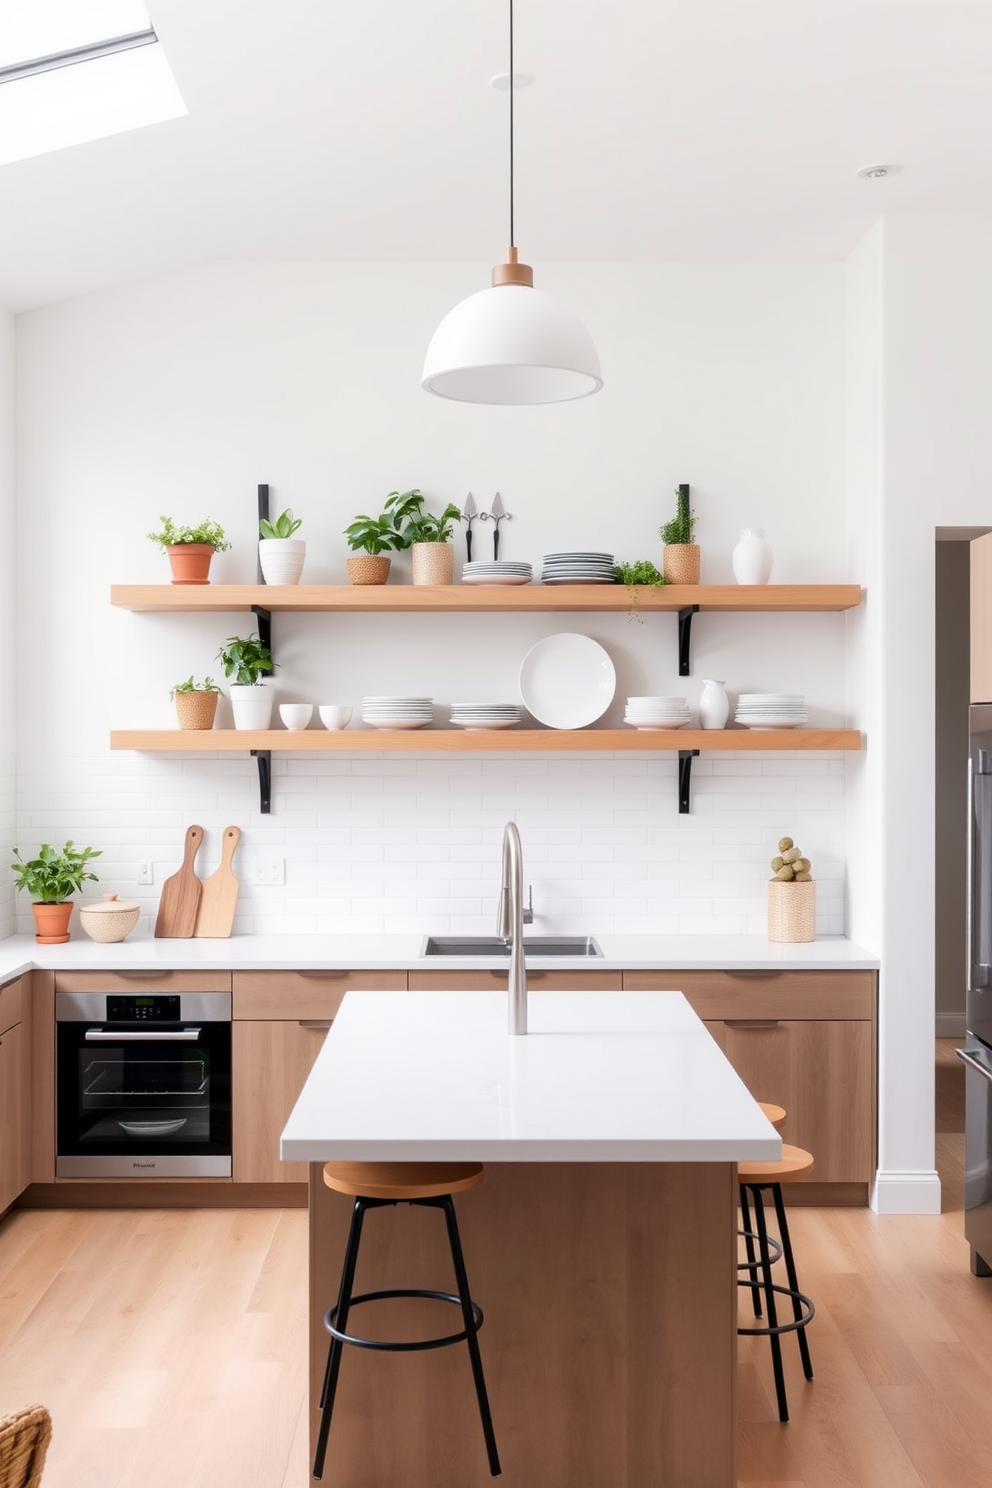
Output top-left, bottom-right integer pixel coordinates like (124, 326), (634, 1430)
(279, 703), (313, 730)
(319, 704), (352, 730)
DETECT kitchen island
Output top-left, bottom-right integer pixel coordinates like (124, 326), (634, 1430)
(282, 987), (781, 1488)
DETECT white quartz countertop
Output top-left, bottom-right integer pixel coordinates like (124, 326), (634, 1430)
(280, 988), (784, 1163)
(0, 930), (878, 982)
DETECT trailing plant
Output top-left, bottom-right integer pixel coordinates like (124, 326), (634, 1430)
(385, 489), (462, 544)
(147, 516), (231, 551)
(259, 508), (302, 540)
(769, 835), (813, 882)
(612, 559), (668, 622)
(659, 486), (697, 546)
(169, 675), (221, 698)
(216, 634), (276, 686)
(11, 840), (102, 903)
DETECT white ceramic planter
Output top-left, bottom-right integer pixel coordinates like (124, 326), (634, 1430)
(259, 538), (306, 585)
(229, 683), (274, 730)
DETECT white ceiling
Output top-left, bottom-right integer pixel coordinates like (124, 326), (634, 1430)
(2, 0), (991, 312)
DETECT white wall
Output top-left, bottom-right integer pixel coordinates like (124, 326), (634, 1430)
(0, 305), (14, 939)
(13, 260), (850, 937)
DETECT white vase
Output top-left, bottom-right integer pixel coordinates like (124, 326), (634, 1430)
(259, 538), (306, 585)
(228, 683), (273, 730)
(699, 679), (729, 730)
(732, 528), (773, 585)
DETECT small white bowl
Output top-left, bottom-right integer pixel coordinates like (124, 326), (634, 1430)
(279, 703), (313, 731)
(319, 704), (352, 730)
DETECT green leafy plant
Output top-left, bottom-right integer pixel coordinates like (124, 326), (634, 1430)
(770, 835), (813, 882)
(11, 841), (102, 903)
(147, 516), (231, 551)
(385, 489), (462, 544)
(216, 634), (276, 686)
(659, 486), (697, 546)
(169, 675), (221, 698)
(259, 508), (302, 540)
(343, 489), (421, 556)
(612, 559), (668, 622)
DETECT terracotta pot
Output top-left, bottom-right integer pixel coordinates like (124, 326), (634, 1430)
(175, 690), (218, 730)
(31, 901), (73, 944)
(166, 544), (215, 585)
(347, 555), (391, 586)
(411, 542), (453, 586)
(662, 544), (700, 585)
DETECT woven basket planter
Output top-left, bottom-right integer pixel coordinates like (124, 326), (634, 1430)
(662, 543), (700, 585)
(767, 879), (815, 943)
(347, 555), (391, 586)
(0, 1403), (52, 1488)
(175, 690), (218, 730)
(411, 542), (453, 586)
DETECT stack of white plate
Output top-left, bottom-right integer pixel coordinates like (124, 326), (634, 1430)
(362, 696), (433, 730)
(624, 696), (691, 730)
(540, 552), (616, 585)
(735, 693), (807, 729)
(462, 560), (532, 587)
(449, 703), (523, 731)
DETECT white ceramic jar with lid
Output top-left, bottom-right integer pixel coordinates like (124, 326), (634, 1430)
(78, 893), (140, 943)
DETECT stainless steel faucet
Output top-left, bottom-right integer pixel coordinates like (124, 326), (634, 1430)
(497, 821), (533, 1035)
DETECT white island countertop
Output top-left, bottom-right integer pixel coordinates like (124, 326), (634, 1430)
(280, 988), (783, 1164)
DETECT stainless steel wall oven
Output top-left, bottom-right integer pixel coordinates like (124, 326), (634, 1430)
(56, 990), (232, 1177)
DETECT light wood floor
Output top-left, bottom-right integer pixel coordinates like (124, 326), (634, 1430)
(0, 1041), (985, 1488)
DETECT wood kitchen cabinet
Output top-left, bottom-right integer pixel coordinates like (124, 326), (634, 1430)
(231, 970), (405, 1183)
(407, 968), (623, 992)
(0, 977), (30, 1213)
(623, 969), (876, 1200)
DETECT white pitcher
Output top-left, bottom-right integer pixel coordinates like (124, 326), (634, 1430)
(699, 679), (729, 730)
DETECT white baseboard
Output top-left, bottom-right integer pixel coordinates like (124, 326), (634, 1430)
(936, 1011), (966, 1039)
(870, 1170), (942, 1215)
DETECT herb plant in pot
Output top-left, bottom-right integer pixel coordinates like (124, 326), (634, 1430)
(259, 507), (305, 585)
(343, 498), (412, 585)
(12, 840), (102, 943)
(147, 516), (231, 585)
(659, 485), (699, 585)
(385, 489), (462, 586)
(170, 675), (221, 731)
(217, 634), (277, 729)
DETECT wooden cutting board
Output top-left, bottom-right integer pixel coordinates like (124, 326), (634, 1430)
(154, 824), (204, 938)
(194, 825), (241, 939)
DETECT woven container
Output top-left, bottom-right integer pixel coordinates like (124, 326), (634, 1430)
(79, 893), (140, 944)
(662, 543), (700, 585)
(412, 542), (453, 586)
(175, 689), (218, 730)
(0, 1403), (52, 1488)
(347, 555), (391, 586)
(767, 878), (815, 943)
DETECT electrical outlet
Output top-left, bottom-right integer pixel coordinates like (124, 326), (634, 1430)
(256, 857), (285, 886)
(137, 861), (153, 885)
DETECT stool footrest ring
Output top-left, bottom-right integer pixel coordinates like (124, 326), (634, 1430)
(737, 1229), (782, 1269)
(325, 1287), (485, 1352)
(737, 1281), (815, 1338)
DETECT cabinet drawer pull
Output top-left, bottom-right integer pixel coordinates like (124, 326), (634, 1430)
(298, 1020), (332, 1031)
(725, 970), (780, 980)
(723, 1018), (781, 1029)
(295, 971), (344, 980)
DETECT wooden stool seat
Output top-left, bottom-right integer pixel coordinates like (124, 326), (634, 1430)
(739, 1143), (814, 1183)
(758, 1101), (786, 1129)
(322, 1161), (484, 1201)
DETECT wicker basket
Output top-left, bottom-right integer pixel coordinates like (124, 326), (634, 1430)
(411, 542), (453, 585)
(662, 543), (700, 585)
(175, 689), (218, 730)
(0, 1403), (52, 1488)
(767, 878), (815, 943)
(347, 555), (391, 586)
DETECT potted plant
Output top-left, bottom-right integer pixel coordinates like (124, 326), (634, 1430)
(148, 516), (231, 585)
(612, 559), (668, 622)
(343, 494), (415, 585)
(385, 488), (463, 585)
(11, 840), (102, 943)
(659, 484), (699, 585)
(259, 507), (306, 585)
(217, 633), (276, 729)
(170, 675), (221, 730)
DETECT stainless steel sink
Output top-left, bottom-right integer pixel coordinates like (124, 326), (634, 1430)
(421, 935), (603, 958)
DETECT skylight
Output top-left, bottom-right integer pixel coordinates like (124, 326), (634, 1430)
(0, 0), (186, 166)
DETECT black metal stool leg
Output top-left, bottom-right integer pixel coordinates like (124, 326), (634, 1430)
(440, 1195), (502, 1477)
(739, 1185), (764, 1317)
(313, 1196), (368, 1481)
(751, 1185), (790, 1423)
(771, 1182), (814, 1382)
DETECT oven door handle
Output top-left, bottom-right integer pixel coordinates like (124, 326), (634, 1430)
(956, 1047), (992, 1084)
(84, 1028), (203, 1042)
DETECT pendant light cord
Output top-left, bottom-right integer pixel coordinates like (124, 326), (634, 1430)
(508, 0), (515, 249)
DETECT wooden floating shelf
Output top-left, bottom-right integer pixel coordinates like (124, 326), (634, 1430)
(111, 728), (862, 754)
(111, 583), (862, 615)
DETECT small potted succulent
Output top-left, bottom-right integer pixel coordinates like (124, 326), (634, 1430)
(385, 489), (463, 585)
(217, 633), (276, 729)
(343, 493), (415, 585)
(11, 840), (102, 943)
(767, 835), (815, 943)
(659, 484), (699, 585)
(259, 507), (305, 585)
(147, 516), (231, 585)
(170, 675), (221, 731)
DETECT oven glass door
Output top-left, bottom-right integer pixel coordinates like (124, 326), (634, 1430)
(56, 1021), (232, 1160)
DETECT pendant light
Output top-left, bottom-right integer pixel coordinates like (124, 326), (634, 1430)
(422, 0), (602, 405)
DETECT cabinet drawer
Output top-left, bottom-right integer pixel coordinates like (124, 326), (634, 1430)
(54, 971), (232, 994)
(408, 969), (623, 992)
(0, 977), (24, 1037)
(232, 970), (406, 1021)
(622, 969), (874, 1020)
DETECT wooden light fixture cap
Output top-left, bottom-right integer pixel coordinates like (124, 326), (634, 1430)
(492, 246), (534, 287)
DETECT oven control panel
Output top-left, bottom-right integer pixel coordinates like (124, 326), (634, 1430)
(107, 994), (181, 1022)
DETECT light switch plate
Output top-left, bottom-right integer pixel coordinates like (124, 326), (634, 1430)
(137, 861), (153, 885)
(256, 857), (285, 886)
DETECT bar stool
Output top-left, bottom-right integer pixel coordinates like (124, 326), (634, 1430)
(312, 1161), (501, 1482)
(738, 1109), (815, 1423)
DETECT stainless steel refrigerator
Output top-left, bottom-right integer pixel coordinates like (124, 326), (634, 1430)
(960, 703), (992, 1273)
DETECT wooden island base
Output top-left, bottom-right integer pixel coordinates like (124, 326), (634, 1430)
(309, 1159), (737, 1488)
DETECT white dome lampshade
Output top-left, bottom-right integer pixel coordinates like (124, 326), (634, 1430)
(422, 250), (603, 405)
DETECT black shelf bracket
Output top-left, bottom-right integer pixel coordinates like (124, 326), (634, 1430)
(251, 750), (272, 814)
(252, 483), (273, 813)
(678, 749), (700, 815)
(678, 604), (699, 677)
